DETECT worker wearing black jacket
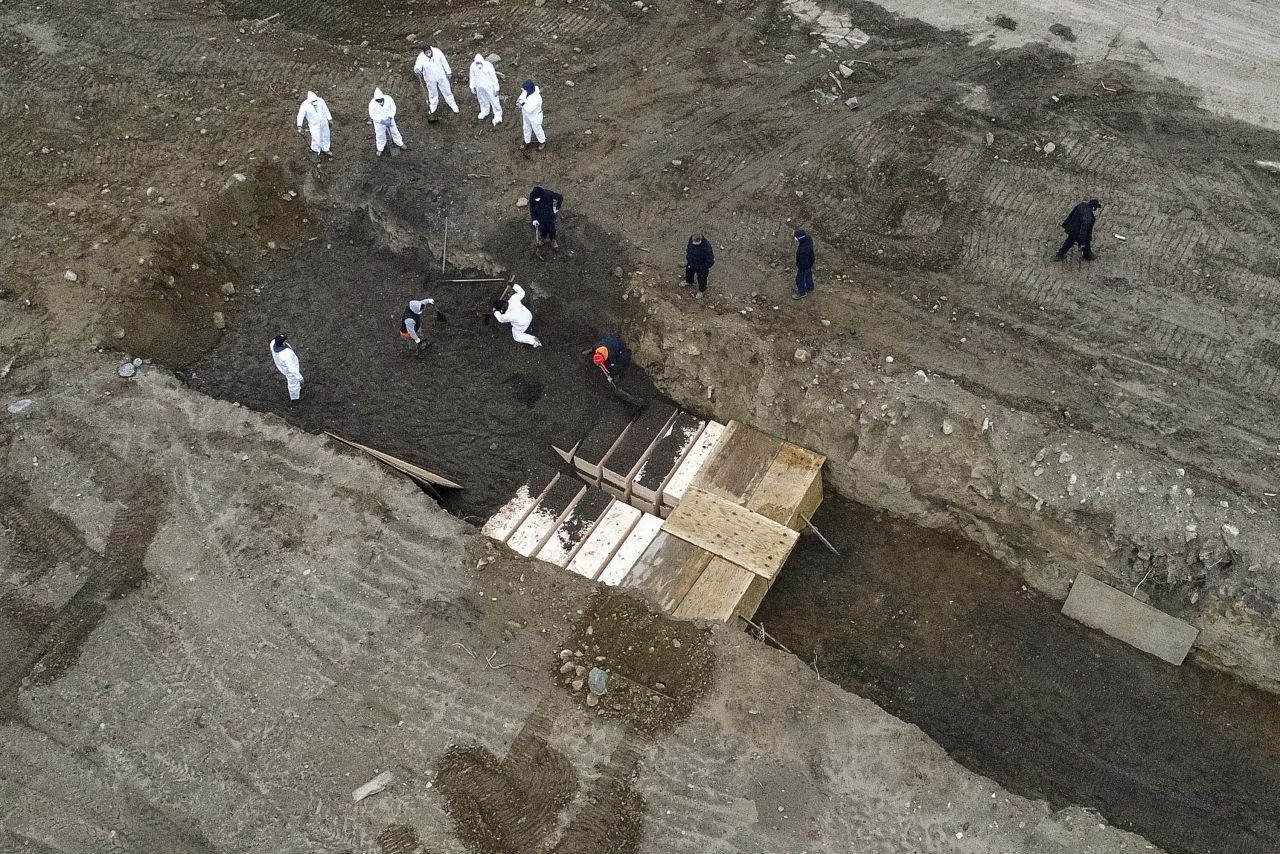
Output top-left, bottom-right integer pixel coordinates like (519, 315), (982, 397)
(591, 333), (631, 384)
(1056, 199), (1102, 261)
(793, 228), (816, 300)
(684, 233), (715, 299)
(529, 186), (564, 249)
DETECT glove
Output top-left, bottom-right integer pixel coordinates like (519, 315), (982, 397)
(553, 206), (560, 214)
(531, 220), (539, 228)
(447, 73), (454, 82)
(425, 298), (435, 305)
(296, 126), (303, 134)
(382, 118), (394, 127)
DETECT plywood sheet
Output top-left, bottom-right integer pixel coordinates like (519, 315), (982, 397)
(662, 487), (799, 580)
(672, 558), (755, 622)
(565, 501), (642, 579)
(622, 531), (715, 613)
(662, 421), (726, 506)
(598, 513), (665, 586)
(688, 420), (782, 503)
(1062, 573), (1199, 665)
(748, 442), (826, 528)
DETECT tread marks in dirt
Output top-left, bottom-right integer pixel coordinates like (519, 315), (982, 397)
(0, 469), (165, 717)
(436, 590), (712, 854)
(437, 706), (647, 854)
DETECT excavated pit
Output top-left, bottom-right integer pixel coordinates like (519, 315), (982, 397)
(167, 181), (1280, 854)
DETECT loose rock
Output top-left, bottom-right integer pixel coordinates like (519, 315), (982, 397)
(588, 667), (609, 695)
(117, 362), (137, 379)
(942, 419), (954, 436)
(794, 348), (811, 363)
(64, 270), (78, 282)
(212, 311), (227, 330)
(221, 282), (236, 295)
(838, 63), (853, 78)
(1058, 451), (1073, 463)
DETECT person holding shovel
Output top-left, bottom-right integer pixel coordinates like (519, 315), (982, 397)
(400, 297), (437, 350)
(591, 333), (630, 384)
(492, 284), (542, 348)
(528, 185), (563, 249)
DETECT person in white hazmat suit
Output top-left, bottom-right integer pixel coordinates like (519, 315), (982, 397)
(516, 80), (546, 150)
(296, 91), (333, 157)
(468, 54), (502, 126)
(368, 88), (406, 156)
(413, 47), (459, 119)
(270, 334), (303, 401)
(492, 285), (542, 348)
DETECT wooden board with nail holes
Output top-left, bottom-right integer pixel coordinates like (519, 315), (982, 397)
(662, 487), (799, 581)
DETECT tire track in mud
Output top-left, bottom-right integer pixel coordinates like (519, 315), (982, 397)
(0, 469), (165, 717)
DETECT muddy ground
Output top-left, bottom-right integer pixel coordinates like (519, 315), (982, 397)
(0, 360), (1155, 854)
(759, 497), (1280, 854)
(3, 0), (1280, 851)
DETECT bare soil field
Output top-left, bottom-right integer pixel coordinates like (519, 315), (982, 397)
(3, 0), (1280, 851)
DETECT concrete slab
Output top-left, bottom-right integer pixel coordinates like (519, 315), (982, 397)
(1062, 573), (1199, 665)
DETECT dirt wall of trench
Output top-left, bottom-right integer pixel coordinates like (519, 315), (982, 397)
(628, 281), (1280, 695)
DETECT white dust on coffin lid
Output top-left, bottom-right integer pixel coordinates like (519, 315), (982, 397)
(663, 421), (726, 503)
(597, 513), (665, 586)
(566, 501), (643, 579)
(633, 420), (702, 485)
(482, 484), (537, 541)
(507, 500), (566, 557)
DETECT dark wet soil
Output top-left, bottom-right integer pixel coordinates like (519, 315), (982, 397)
(184, 214), (658, 521)
(755, 495), (1280, 854)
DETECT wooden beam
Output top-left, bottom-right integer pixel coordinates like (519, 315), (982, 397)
(326, 432), (463, 489)
(662, 487), (799, 580)
(672, 558), (755, 622)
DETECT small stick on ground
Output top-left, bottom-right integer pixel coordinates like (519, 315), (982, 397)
(451, 642), (477, 658)
(800, 513), (840, 556)
(742, 616), (796, 657)
(441, 216), (449, 274)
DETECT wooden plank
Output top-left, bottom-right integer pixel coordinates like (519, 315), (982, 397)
(507, 479), (585, 557)
(535, 488), (613, 567)
(481, 471), (559, 543)
(661, 421), (727, 508)
(672, 558), (756, 622)
(621, 531), (714, 613)
(632, 413), (705, 507)
(1062, 573), (1199, 665)
(689, 420), (782, 504)
(598, 513), (665, 586)
(747, 442), (826, 528)
(601, 404), (678, 491)
(326, 432), (463, 489)
(662, 487), (799, 580)
(565, 501), (642, 580)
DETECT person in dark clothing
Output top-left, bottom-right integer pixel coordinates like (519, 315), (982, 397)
(684, 233), (715, 299)
(591, 333), (631, 384)
(399, 297), (436, 350)
(529, 186), (564, 249)
(792, 228), (815, 299)
(1056, 199), (1102, 261)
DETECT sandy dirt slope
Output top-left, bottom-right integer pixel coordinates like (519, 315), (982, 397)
(863, 0), (1280, 130)
(0, 358), (1157, 854)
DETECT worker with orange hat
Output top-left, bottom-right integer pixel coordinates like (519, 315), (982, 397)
(591, 333), (630, 384)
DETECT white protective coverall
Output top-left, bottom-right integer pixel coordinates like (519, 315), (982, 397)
(270, 339), (303, 401)
(368, 88), (405, 153)
(493, 285), (542, 348)
(469, 54), (502, 125)
(516, 84), (546, 145)
(296, 91), (333, 155)
(414, 48), (459, 114)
